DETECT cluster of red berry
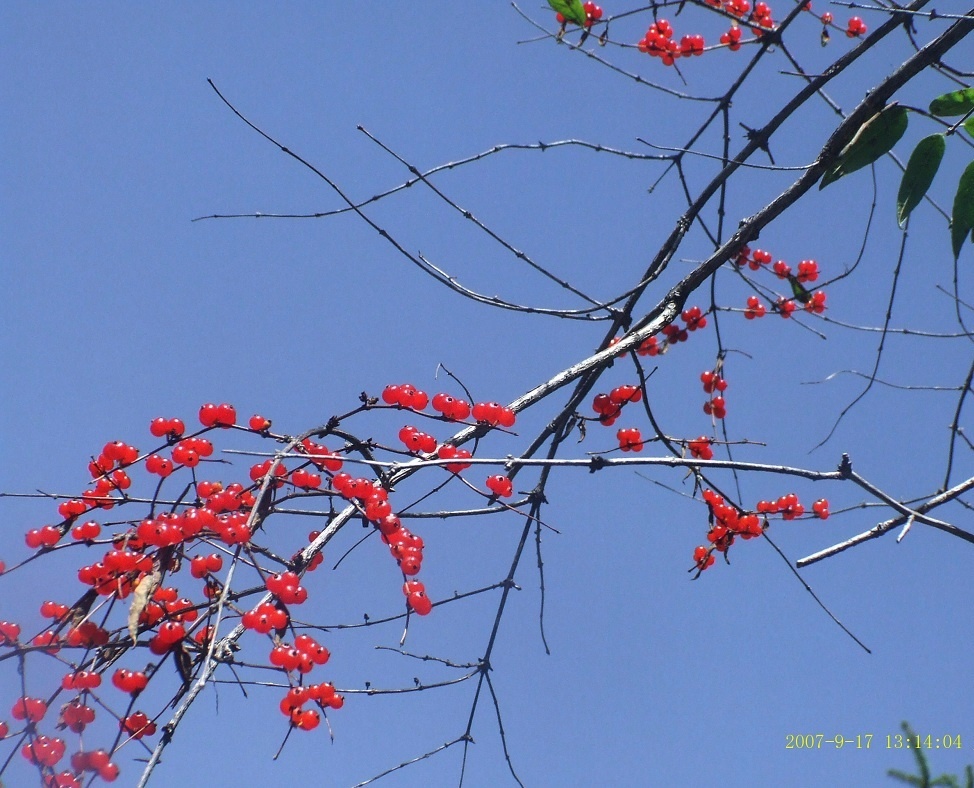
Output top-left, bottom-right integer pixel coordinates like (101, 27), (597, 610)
(819, 12), (867, 38)
(0, 384), (523, 779)
(687, 436), (714, 460)
(437, 443), (473, 473)
(119, 711), (156, 740)
(111, 669), (148, 695)
(582, 2), (603, 26)
(486, 474), (514, 497)
(735, 246), (828, 319)
(637, 19), (681, 66)
(554, 1), (604, 27)
(616, 427), (644, 452)
(700, 370), (728, 420)
(592, 384), (642, 427)
(757, 493), (830, 520)
(269, 633), (331, 676)
(279, 681), (343, 732)
(606, 305), (708, 359)
(551, 0), (866, 68)
(705, 0), (757, 17)
(693, 491), (831, 571)
(386, 385), (515, 429)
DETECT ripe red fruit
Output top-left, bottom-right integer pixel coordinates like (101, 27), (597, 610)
(805, 291), (827, 314)
(291, 468), (323, 489)
(213, 402), (236, 427)
(60, 701), (96, 733)
(12, 696), (48, 723)
(382, 383), (429, 410)
(112, 668), (148, 694)
(40, 600), (70, 619)
(797, 259), (819, 282)
(609, 385), (642, 406)
(0, 621), (20, 646)
(249, 413), (272, 431)
(20, 734), (65, 767)
(846, 16), (866, 36)
(26, 524), (61, 549)
(720, 25), (743, 50)
(292, 708), (321, 730)
(700, 371), (727, 394)
(121, 711), (156, 739)
(703, 396), (727, 419)
(692, 545), (715, 571)
(198, 403), (219, 427)
(32, 630), (61, 653)
(295, 633), (331, 664)
(70, 519), (101, 541)
(472, 401), (516, 427)
(149, 417), (185, 439)
(190, 553), (223, 578)
(300, 438), (343, 471)
(408, 590), (433, 615)
(267, 571), (308, 605)
(777, 298), (797, 318)
(398, 425), (437, 454)
(744, 295), (766, 319)
(777, 493), (805, 520)
(679, 34), (705, 56)
(617, 427), (644, 452)
(437, 443), (472, 473)
(432, 392), (472, 421)
(145, 453), (174, 477)
(687, 437), (713, 460)
(62, 670), (101, 691)
(813, 498), (830, 519)
(485, 475), (513, 498)
(582, 1), (603, 26)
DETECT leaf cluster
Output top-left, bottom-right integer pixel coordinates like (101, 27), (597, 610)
(821, 88), (974, 260)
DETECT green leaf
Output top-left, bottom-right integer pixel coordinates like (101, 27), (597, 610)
(820, 104), (909, 189)
(951, 161), (974, 260)
(547, 0), (587, 26)
(929, 88), (974, 117)
(964, 117), (974, 139)
(896, 134), (946, 226)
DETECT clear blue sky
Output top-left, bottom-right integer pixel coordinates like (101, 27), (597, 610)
(2, 4), (972, 787)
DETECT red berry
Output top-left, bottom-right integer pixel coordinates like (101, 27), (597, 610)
(692, 546), (715, 571)
(249, 414), (271, 431)
(12, 696), (48, 723)
(617, 427), (644, 452)
(485, 475), (513, 498)
(214, 403), (237, 428)
(777, 298), (797, 318)
(846, 16), (866, 36)
(198, 403), (219, 427)
(772, 260), (791, 278)
(687, 437), (713, 460)
(796, 259), (819, 282)
(805, 291), (827, 314)
(744, 295), (766, 319)
(408, 590), (433, 615)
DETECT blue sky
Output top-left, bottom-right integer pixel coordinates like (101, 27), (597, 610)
(2, 3), (973, 787)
